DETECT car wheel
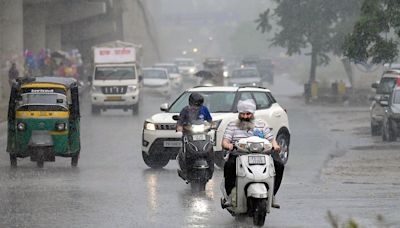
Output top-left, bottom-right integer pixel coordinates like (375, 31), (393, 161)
(142, 151), (169, 169)
(276, 132), (290, 165)
(132, 104), (139, 115)
(92, 105), (101, 115)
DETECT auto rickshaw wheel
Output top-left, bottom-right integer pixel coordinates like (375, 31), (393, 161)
(10, 154), (17, 167)
(71, 155), (79, 167)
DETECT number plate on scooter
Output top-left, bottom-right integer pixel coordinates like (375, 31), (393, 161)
(248, 156), (266, 165)
(192, 134), (206, 141)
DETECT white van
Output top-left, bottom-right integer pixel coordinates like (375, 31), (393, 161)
(90, 44), (141, 115)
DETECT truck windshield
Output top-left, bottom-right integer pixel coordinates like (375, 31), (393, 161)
(95, 66), (136, 80)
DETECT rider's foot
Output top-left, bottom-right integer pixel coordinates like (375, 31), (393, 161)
(271, 196), (280, 209)
(221, 197), (232, 209)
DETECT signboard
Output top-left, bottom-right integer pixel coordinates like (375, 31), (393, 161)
(94, 47), (136, 64)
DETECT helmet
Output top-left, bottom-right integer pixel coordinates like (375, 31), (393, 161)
(189, 92), (204, 107)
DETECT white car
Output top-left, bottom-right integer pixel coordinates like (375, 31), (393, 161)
(174, 57), (197, 76)
(227, 67), (262, 87)
(153, 63), (182, 88)
(142, 86), (291, 168)
(142, 68), (171, 97)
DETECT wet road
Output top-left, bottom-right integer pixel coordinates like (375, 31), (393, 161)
(0, 77), (398, 227)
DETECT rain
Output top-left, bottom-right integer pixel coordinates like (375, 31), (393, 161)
(0, 0), (400, 227)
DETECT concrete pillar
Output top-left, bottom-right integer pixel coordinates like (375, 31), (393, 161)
(46, 25), (61, 51)
(0, 0), (23, 100)
(121, 0), (160, 65)
(23, 4), (46, 54)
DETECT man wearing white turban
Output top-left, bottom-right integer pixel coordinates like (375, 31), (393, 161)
(221, 99), (284, 209)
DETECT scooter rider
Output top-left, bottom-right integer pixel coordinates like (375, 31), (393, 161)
(221, 99), (284, 209)
(176, 92), (213, 176)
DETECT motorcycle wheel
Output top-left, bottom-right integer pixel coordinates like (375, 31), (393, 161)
(190, 181), (206, 192)
(252, 198), (267, 226)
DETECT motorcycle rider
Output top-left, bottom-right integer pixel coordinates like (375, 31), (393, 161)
(176, 92), (213, 178)
(221, 99), (284, 209)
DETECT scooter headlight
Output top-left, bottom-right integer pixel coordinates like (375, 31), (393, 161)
(55, 122), (67, 131)
(191, 124), (205, 133)
(247, 142), (264, 153)
(144, 121), (156, 131)
(17, 122), (26, 131)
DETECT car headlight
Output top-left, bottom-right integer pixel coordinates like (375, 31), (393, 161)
(189, 68), (196, 73)
(17, 122), (26, 131)
(144, 121), (156, 131)
(252, 82), (257, 86)
(127, 85), (137, 93)
(55, 122), (67, 131)
(223, 71), (229, 77)
(91, 86), (101, 93)
(232, 83), (238, 87)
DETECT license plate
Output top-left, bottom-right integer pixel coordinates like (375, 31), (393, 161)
(163, 141), (182, 147)
(192, 134), (206, 141)
(248, 156), (266, 165)
(105, 96), (123, 101)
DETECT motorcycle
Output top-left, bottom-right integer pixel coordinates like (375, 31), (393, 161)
(174, 116), (215, 192)
(220, 136), (275, 226)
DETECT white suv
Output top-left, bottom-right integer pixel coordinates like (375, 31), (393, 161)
(142, 86), (291, 168)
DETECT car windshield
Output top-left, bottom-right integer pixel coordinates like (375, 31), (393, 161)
(394, 90), (400, 104)
(95, 66), (136, 80)
(168, 91), (236, 113)
(154, 65), (179, 74)
(143, 69), (167, 79)
(231, 69), (259, 78)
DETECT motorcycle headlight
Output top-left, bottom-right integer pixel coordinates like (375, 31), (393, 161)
(191, 124), (205, 133)
(55, 122), (67, 131)
(127, 85), (137, 93)
(17, 122), (26, 131)
(144, 121), (156, 131)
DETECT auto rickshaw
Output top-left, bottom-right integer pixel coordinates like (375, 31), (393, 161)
(7, 77), (81, 167)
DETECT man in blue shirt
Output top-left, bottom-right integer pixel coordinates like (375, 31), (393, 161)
(176, 92), (212, 178)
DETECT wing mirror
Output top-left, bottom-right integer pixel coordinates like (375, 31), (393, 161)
(172, 115), (180, 121)
(160, 103), (169, 112)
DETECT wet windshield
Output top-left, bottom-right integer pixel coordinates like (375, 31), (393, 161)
(17, 93), (68, 111)
(168, 91), (236, 113)
(143, 69), (168, 79)
(95, 66), (136, 80)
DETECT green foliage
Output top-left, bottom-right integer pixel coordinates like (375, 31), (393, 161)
(344, 0), (400, 64)
(256, 0), (360, 82)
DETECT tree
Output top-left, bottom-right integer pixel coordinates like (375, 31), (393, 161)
(344, 0), (400, 64)
(256, 0), (360, 83)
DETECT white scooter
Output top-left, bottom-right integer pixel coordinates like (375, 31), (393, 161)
(220, 136), (275, 227)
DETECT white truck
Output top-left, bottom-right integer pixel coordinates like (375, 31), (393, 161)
(90, 40), (143, 115)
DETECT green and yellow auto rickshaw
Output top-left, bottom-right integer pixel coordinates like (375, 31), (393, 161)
(7, 77), (81, 167)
